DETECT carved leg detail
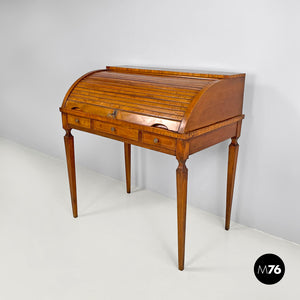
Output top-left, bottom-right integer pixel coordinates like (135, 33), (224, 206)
(176, 159), (188, 271)
(124, 143), (131, 193)
(225, 138), (239, 230)
(64, 130), (78, 218)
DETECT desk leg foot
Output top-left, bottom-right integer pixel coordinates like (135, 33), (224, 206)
(176, 159), (188, 271)
(225, 138), (239, 230)
(64, 130), (78, 218)
(124, 143), (131, 193)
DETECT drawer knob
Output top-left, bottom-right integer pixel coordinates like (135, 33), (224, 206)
(111, 127), (116, 132)
(75, 119), (80, 123)
(153, 138), (159, 144)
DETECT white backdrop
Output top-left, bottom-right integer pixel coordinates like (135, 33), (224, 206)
(1, 0), (299, 243)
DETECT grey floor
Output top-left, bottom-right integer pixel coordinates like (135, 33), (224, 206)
(0, 137), (299, 300)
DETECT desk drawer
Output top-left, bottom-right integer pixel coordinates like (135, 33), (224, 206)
(142, 132), (176, 150)
(68, 115), (91, 129)
(93, 120), (139, 141)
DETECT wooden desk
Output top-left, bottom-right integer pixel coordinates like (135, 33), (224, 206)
(60, 66), (245, 270)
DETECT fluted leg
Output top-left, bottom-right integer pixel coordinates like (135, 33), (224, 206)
(225, 138), (239, 230)
(124, 143), (131, 193)
(176, 159), (188, 271)
(64, 130), (78, 218)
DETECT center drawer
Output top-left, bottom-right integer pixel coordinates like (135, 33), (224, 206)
(93, 120), (139, 142)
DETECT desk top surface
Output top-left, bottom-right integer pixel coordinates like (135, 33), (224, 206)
(108, 65), (245, 78)
(61, 66), (245, 133)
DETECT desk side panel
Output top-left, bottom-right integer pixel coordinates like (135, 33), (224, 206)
(189, 123), (237, 155)
(182, 77), (245, 133)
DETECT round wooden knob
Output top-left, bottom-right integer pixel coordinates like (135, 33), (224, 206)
(153, 138), (159, 144)
(75, 119), (79, 123)
(111, 127), (116, 132)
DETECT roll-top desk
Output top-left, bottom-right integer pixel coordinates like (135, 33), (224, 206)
(60, 66), (245, 270)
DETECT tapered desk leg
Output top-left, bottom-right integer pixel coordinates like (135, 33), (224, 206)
(124, 143), (131, 193)
(176, 159), (188, 271)
(64, 130), (78, 218)
(225, 138), (239, 230)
